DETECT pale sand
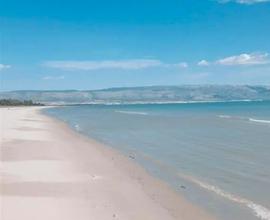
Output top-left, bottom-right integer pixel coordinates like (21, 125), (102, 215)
(0, 107), (215, 220)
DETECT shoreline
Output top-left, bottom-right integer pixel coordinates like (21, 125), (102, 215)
(1, 106), (214, 220)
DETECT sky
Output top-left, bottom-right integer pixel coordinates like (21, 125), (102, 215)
(1, 0), (270, 90)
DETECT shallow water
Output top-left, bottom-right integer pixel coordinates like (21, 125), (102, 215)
(45, 101), (270, 220)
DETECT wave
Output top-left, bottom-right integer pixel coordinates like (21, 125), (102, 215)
(115, 110), (148, 115)
(179, 174), (270, 220)
(139, 153), (270, 220)
(140, 153), (270, 220)
(249, 118), (270, 124)
(74, 124), (81, 131)
(57, 99), (263, 106)
(218, 115), (232, 119)
(218, 115), (270, 125)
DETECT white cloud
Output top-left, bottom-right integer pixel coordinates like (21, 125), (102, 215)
(218, 0), (270, 4)
(165, 62), (188, 68)
(216, 53), (269, 66)
(43, 59), (188, 71)
(42, 75), (65, 80)
(176, 62), (188, 68)
(198, 60), (210, 66)
(44, 59), (163, 70)
(0, 64), (11, 71)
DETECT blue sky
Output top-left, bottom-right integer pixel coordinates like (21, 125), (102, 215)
(1, 0), (270, 90)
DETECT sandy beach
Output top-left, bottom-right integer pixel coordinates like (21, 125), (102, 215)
(0, 107), (214, 220)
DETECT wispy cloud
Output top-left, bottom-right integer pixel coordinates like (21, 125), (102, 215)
(175, 62), (189, 68)
(42, 75), (65, 80)
(197, 60), (210, 66)
(216, 53), (269, 66)
(197, 53), (269, 67)
(44, 59), (162, 70)
(218, 0), (270, 4)
(0, 64), (11, 71)
(43, 59), (188, 71)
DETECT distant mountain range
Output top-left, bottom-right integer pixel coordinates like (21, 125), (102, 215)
(1, 85), (270, 105)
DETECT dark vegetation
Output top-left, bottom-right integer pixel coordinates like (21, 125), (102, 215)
(0, 99), (44, 106)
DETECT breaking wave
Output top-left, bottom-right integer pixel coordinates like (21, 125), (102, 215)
(179, 174), (270, 220)
(218, 115), (232, 119)
(249, 118), (270, 124)
(218, 115), (270, 125)
(74, 124), (81, 131)
(115, 110), (148, 115)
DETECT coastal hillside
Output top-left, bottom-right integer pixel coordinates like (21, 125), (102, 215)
(1, 85), (270, 105)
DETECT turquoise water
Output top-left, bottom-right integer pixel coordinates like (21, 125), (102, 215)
(45, 101), (270, 220)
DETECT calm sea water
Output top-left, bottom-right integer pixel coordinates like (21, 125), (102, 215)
(44, 101), (270, 220)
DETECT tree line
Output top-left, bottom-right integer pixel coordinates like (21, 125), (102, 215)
(0, 99), (44, 106)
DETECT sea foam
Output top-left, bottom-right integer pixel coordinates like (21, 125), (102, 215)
(249, 118), (270, 124)
(74, 124), (81, 131)
(179, 174), (270, 220)
(219, 115), (270, 125)
(115, 110), (148, 115)
(218, 115), (232, 119)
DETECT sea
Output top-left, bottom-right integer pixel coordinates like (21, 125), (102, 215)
(44, 100), (270, 220)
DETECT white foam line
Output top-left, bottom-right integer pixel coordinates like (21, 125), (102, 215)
(218, 115), (232, 119)
(51, 99), (262, 106)
(249, 118), (270, 124)
(115, 110), (148, 115)
(74, 124), (81, 131)
(179, 174), (270, 220)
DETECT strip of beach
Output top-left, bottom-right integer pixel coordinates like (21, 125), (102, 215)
(0, 107), (214, 220)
